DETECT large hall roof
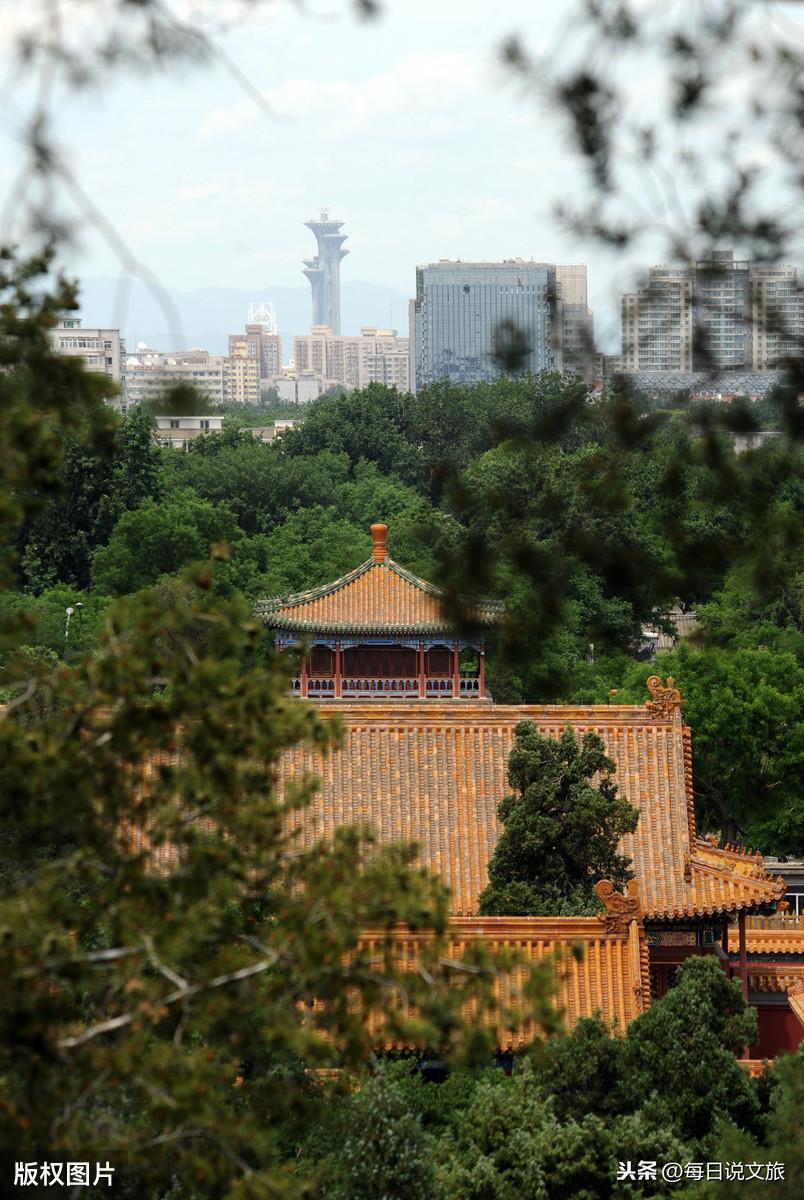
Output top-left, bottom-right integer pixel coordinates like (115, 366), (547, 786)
(279, 695), (785, 923)
(361, 910), (650, 1049)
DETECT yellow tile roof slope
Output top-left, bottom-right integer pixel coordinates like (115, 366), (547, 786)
(255, 523), (503, 636)
(750, 966), (804, 996)
(788, 986), (804, 1027)
(361, 911), (650, 1049)
(279, 698), (784, 922)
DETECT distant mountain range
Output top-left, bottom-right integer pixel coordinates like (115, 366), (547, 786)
(75, 277), (413, 358)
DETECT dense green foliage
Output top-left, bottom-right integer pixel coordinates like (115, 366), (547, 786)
(581, 644), (804, 855)
(4, 1), (804, 1195)
(2, 250), (803, 1195)
(7, 354), (803, 854)
(478, 723), (639, 916)
(290, 959), (799, 1199)
(0, 251), (551, 1199)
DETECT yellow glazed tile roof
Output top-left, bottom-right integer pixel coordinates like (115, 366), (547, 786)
(255, 524), (503, 636)
(749, 966), (804, 994)
(789, 986), (804, 1026)
(360, 911), (650, 1050)
(279, 699), (785, 922)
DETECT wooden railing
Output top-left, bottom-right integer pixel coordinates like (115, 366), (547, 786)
(343, 678), (420, 696)
(426, 678), (453, 696)
(289, 676), (482, 698)
(746, 912), (803, 930)
(308, 677), (336, 696)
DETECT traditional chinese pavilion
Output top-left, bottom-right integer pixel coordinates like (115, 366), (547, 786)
(256, 523), (503, 700)
(256, 526), (802, 1059)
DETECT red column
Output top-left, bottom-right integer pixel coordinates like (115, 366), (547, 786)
(334, 644), (342, 698)
(453, 644), (460, 698)
(479, 647), (485, 698)
(300, 652), (309, 698)
(738, 910), (750, 1058)
(418, 643), (425, 698)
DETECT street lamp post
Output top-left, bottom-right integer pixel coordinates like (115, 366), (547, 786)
(65, 603), (84, 656)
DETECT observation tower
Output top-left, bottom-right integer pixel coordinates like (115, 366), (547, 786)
(302, 209), (348, 334)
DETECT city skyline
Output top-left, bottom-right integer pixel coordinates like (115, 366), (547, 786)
(10, 0), (801, 341)
(66, 240), (803, 384)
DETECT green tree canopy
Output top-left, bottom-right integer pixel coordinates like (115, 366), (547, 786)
(478, 722), (638, 916)
(90, 488), (239, 594)
(19, 405), (163, 593)
(281, 383), (420, 482)
(433, 1065), (693, 1200)
(1, 251), (551, 1198)
(0, 585), (111, 662)
(597, 644), (804, 853)
(258, 506), (370, 596)
(620, 957), (761, 1146)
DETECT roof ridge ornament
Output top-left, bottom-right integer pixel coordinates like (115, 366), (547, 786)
(370, 522), (388, 563)
(645, 675), (683, 718)
(595, 878), (643, 934)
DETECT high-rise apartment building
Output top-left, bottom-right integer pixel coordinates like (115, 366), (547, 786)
(554, 265), (596, 380)
(410, 260), (592, 391)
(621, 268), (694, 371)
(554, 264), (587, 307)
(294, 325), (359, 389)
(225, 354), (261, 404)
(293, 326), (410, 392)
(694, 250), (752, 369)
(751, 264), (804, 369)
(302, 211), (348, 335)
(356, 327), (410, 390)
(228, 303), (282, 382)
(621, 250), (802, 372)
(50, 316), (125, 384)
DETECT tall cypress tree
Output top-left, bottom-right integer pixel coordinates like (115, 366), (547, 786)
(478, 722), (639, 916)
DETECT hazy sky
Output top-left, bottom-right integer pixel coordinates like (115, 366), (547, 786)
(1, 0), (801, 338)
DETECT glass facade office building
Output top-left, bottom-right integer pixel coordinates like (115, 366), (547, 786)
(412, 262), (556, 390)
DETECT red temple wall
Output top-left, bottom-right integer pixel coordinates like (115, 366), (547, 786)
(750, 1005), (804, 1060)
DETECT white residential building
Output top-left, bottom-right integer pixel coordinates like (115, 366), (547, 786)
(154, 414), (225, 448)
(273, 373), (327, 404)
(49, 316), (125, 392)
(154, 416), (296, 449)
(125, 347), (260, 406)
(125, 348), (227, 405)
